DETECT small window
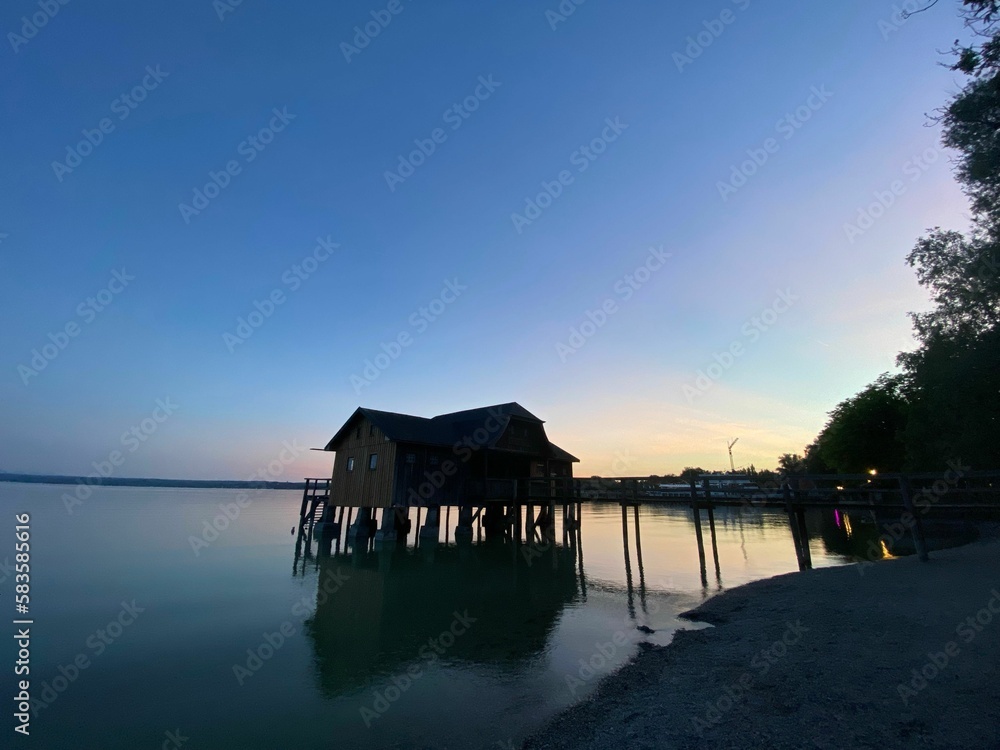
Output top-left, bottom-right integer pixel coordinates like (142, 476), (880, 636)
(406, 453), (416, 464)
(347, 457), (355, 472)
(429, 455), (440, 466)
(369, 453), (378, 470)
(355, 426), (361, 439)
(370, 425), (375, 436)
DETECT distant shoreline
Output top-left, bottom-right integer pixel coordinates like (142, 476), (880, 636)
(0, 473), (307, 490)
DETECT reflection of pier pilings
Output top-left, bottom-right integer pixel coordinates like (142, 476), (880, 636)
(691, 501), (708, 589)
(632, 505), (647, 615)
(783, 483), (813, 571)
(706, 504), (721, 585)
(576, 507), (586, 599)
(621, 504), (635, 621)
(302, 539), (583, 699)
(700, 479), (722, 585)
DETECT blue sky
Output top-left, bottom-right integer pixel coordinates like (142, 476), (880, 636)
(0, 0), (973, 479)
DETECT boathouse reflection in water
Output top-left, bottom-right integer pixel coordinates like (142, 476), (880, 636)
(298, 540), (583, 697)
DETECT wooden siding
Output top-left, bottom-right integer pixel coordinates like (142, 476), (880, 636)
(494, 418), (548, 454)
(391, 442), (485, 506)
(329, 415), (398, 509)
(327, 410), (574, 508)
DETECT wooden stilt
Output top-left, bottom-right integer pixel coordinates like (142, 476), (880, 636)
(796, 507), (812, 569)
(707, 503), (721, 581)
(898, 475), (929, 562)
(621, 503), (635, 620)
(783, 483), (806, 570)
(633, 505), (647, 613)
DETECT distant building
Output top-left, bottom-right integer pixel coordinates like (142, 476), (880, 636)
(322, 402), (578, 509)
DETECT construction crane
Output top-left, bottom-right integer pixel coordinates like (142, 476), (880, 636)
(727, 438), (739, 473)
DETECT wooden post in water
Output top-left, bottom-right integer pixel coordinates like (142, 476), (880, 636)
(689, 480), (708, 587)
(633, 505), (648, 612)
(783, 482), (806, 570)
(793, 479), (812, 569)
(796, 508), (812, 568)
(343, 508), (354, 553)
(898, 474), (929, 562)
(333, 506), (344, 554)
(621, 503), (636, 620)
(632, 506), (643, 568)
(547, 496), (558, 568)
(702, 478), (721, 581)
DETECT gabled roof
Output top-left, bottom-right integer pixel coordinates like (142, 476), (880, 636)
(324, 402), (578, 461)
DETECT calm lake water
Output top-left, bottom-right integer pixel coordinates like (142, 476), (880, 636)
(1, 483), (878, 749)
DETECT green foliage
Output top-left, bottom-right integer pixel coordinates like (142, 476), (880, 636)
(679, 467), (706, 484)
(901, 326), (1000, 468)
(809, 375), (910, 474)
(778, 454), (806, 474)
(791, 1), (1000, 472)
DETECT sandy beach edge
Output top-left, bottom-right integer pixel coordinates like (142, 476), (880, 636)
(523, 540), (1000, 749)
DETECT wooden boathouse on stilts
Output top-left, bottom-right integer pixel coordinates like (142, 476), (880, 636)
(296, 403), (581, 555)
(293, 402), (1000, 584)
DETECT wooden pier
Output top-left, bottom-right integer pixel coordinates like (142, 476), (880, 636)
(295, 469), (1000, 589)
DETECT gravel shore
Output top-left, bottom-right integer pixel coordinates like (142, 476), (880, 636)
(524, 540), (1000, 750)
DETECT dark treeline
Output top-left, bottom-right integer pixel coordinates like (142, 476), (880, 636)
(788, 0), (1000, 474)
